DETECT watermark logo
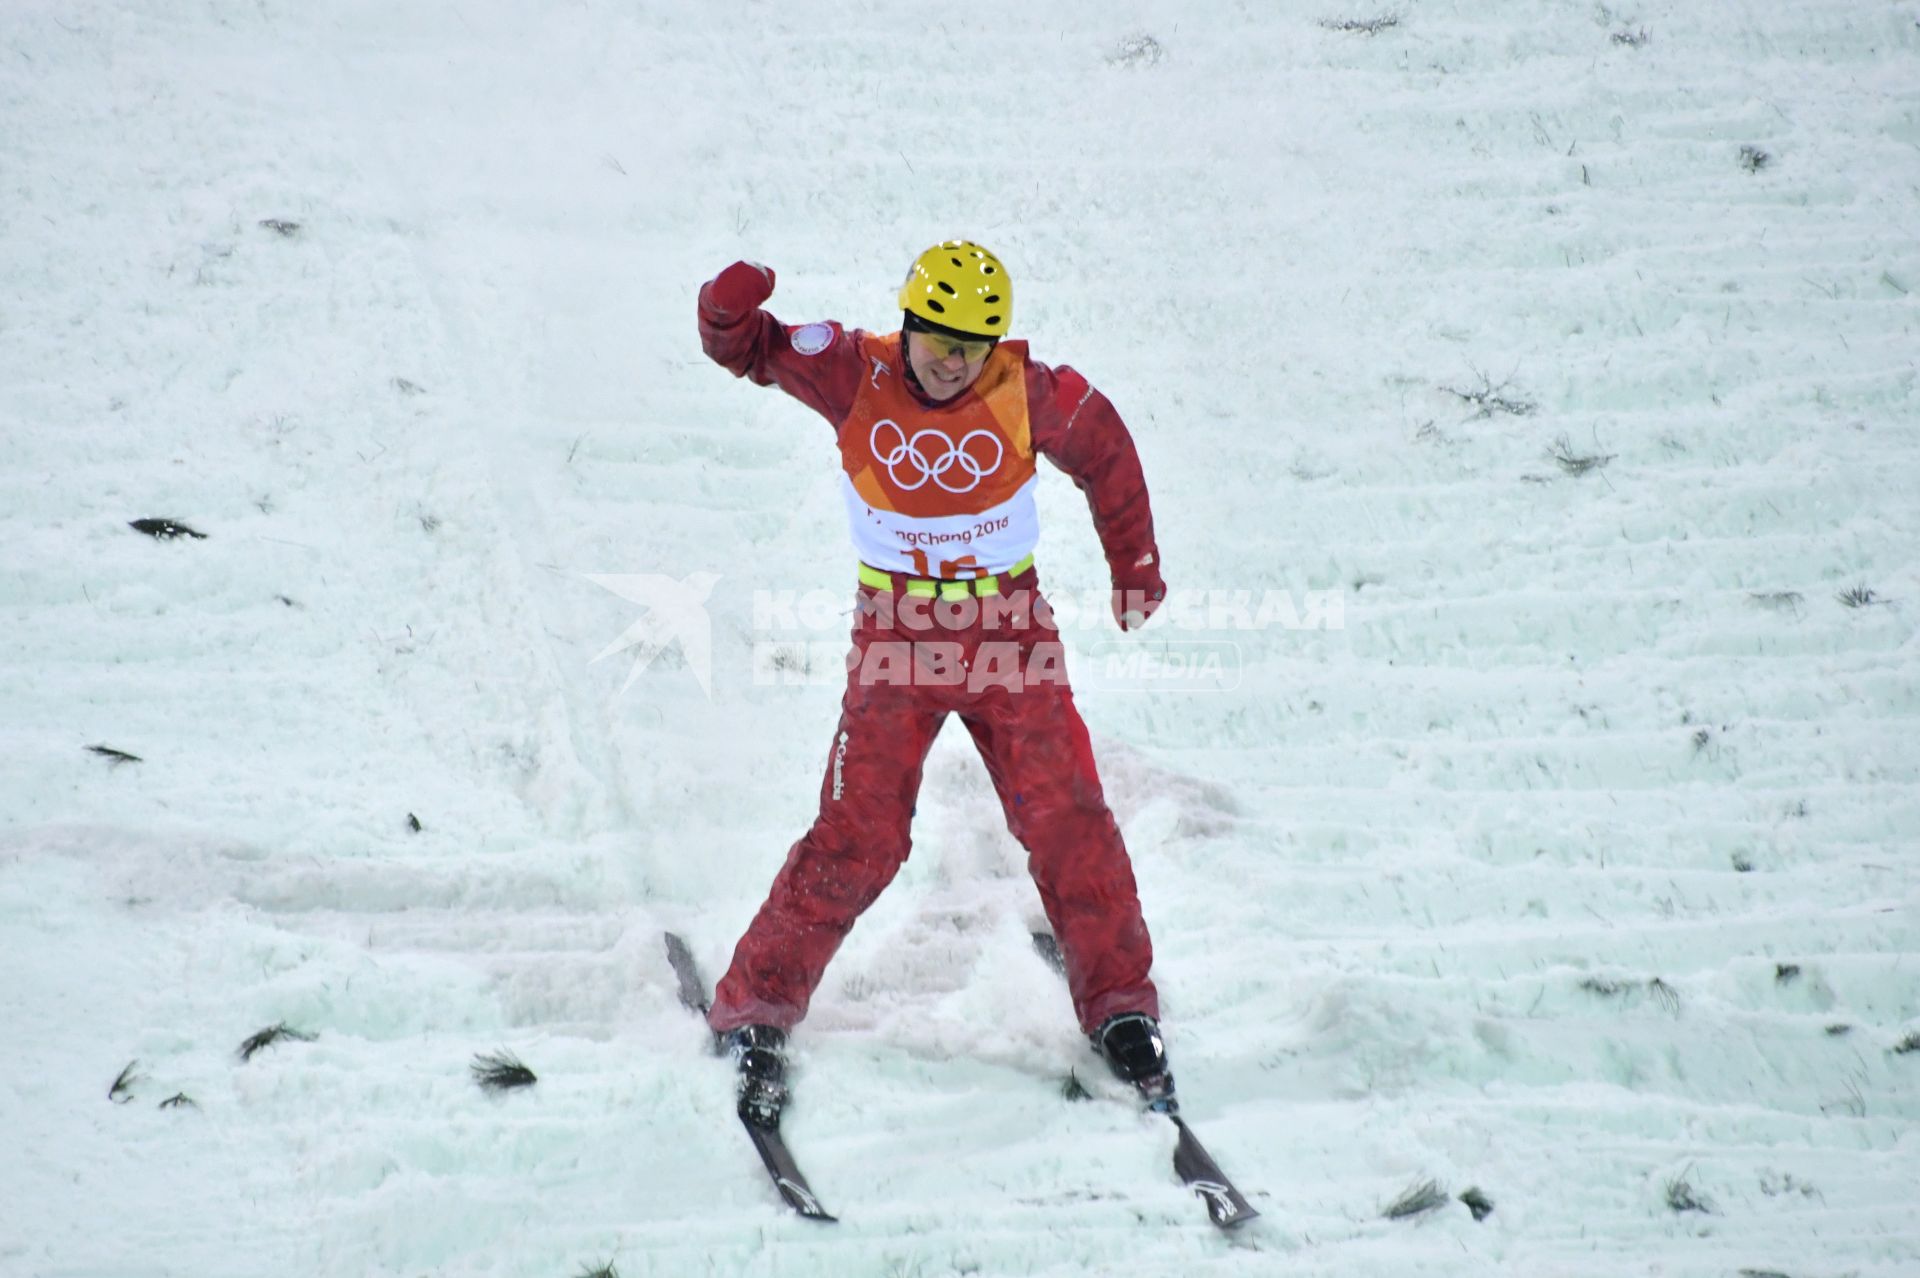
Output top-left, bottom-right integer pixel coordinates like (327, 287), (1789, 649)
(750, 586), (1339, 693)
(1082, 640), (1242, 693)
(585, 571), (720, 697)
(590, 571), (1341, 699)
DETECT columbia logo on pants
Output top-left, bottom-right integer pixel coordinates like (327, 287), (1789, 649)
(831, 730), (850, 799)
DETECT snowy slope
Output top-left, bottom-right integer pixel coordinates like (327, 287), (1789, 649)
(2, 1), (1917, 1275)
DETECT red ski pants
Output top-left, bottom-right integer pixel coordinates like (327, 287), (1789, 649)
(708, 569), (1159, 1037)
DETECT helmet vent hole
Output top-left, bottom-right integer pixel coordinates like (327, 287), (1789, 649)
(950, 257), (964, 267)
(985, 316), (1002, 327)
(983, 294), (1000, 304)
(982, 265), (996, 274)
(937, 282), (957, 295)
(926, 299), (947, 313)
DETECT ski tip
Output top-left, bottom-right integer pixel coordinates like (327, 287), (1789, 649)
(1189, 1179), (1260, 1228)
(1213, 1201), (1262, 1229)
(774, 1178), (838, 1222)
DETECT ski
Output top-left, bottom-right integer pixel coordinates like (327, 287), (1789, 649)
(1030, 928), (1069, 978)
(1167, 1115), (1260, 1228)
(1032, 930), (1261, 1229)
(741, 1119), (837, 1222)
(662, 932), (837, 1223)
(663, 931), (712, 1016)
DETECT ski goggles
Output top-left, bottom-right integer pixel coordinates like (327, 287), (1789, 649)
(916, 330), (996, 362)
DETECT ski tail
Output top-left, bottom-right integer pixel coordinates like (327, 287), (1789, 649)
(1171, 1117), (1260, 1227)
(663, 931), (712, 1018)
(1031, 929), (1068, 977)
(662, 932), (837, 1224)
(1033, 929), (1261, 1230)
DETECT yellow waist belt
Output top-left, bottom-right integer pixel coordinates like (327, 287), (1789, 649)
(858, 553), (1036, 599)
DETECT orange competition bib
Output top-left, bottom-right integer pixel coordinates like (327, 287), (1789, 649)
(837, 333), (1039, 578)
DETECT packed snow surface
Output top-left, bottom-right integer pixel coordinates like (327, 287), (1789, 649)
(3, 1), (1917, 1275)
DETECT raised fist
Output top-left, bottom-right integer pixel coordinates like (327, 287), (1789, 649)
(703, 260), (776, 323)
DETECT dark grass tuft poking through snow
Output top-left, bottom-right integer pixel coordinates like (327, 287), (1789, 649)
(471, 1051), (539, 1093)
(1443, 368), (1537, 419)
(1320, 15), (1400, 35)
(1382, 1178), (1449, 1220)
(237, 1023), (317, 1063)
(1836, 585), (1883, 608)
(1666, 1170), (1716, 1214)
(108, 1061), (143, 1104)
(128, 518), (208, 540)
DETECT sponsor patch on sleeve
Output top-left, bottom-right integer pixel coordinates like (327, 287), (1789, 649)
(791, 322), (834, 356)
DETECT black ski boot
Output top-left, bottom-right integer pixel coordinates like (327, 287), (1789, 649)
(1092, 1012), (1178, 1111)
(723, 1024), (790, 1129)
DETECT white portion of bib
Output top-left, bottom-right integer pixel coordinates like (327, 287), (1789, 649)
(841, 473), (1040, 576)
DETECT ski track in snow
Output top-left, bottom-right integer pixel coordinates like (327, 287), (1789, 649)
(2, 1), (1917, 1275)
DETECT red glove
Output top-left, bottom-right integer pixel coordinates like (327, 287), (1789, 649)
(1110, 549), (1166, 632)
(702, 261), (775, 324)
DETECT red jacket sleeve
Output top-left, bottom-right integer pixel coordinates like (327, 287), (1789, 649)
(697, 276), (864, 426)
(1026, 358), (1159, 582)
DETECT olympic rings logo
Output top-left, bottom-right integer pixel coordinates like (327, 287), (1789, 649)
(869, 419), (1004, 494)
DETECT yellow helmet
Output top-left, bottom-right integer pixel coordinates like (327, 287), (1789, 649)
(897, 240), (1013, 337)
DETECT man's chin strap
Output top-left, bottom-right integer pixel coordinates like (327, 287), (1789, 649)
(902, 350), (930, 400)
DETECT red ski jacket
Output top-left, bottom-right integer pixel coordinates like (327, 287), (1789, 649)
(698, 279), (1160, 589)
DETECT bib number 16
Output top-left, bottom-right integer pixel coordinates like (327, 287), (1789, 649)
(908, 548), (979, 580)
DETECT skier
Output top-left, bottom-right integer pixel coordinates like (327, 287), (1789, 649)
(696, 241), (1173, 1125)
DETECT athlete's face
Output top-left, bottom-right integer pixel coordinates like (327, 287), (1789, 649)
(906, 329), (994, 401)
